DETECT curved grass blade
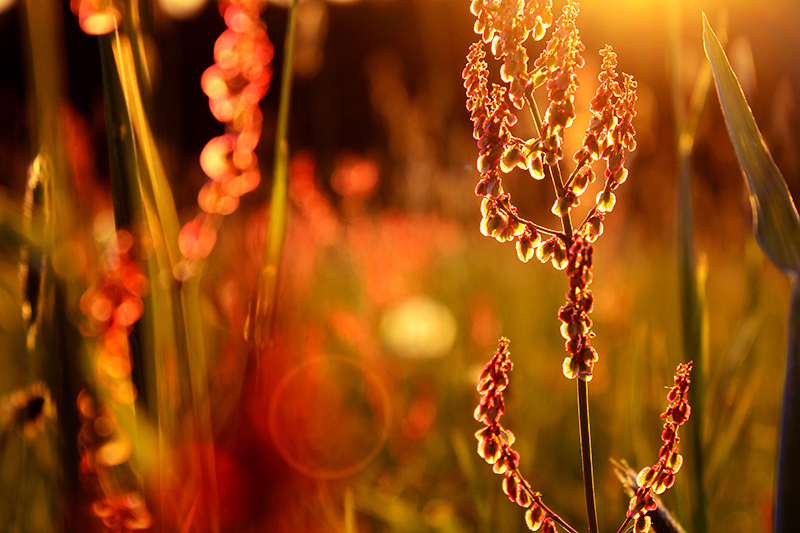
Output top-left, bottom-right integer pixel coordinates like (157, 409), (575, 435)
(703, 14), (800, 275)
(704, 14), (800, 532)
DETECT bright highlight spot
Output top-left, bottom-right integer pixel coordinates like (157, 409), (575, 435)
(380, 295), (457, 359)
(158, 0), (208, 19)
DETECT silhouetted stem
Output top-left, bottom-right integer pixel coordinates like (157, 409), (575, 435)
(616, 516), (633, 533)
(776, 280), (800, 533)
(578, 379), (599, 533)
(99, 32), (149, 411)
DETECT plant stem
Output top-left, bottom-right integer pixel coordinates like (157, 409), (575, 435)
(670, 4), (708, 532)
(518, 475), (580, 533)
(247, 0), (299, 349)
(578, 379), (599, 533)
(527, 87), (596, 533)
(775, 280), (800, 533)
(525, 92), (573, 241)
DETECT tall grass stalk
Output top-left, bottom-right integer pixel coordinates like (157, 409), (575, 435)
(669, 4), (712, 532)
(247, 0), (300, 350)
(97, 6), (222, 528)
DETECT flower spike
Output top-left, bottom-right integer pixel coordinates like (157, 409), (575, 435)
(624, 362), (693, 533)
(475, 339), (579, 533)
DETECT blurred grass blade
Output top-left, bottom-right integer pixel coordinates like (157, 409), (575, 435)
(21, 0), (85, 528)
(704, 368), (761, 487)
(703, 14), (800, 275)
(671, 7), (712, 532)
(704, 14), (800, 532)
(344, 486), (356, 533)
(111, 32), (181, 272)
(246, 0), (299, 348)
(0, 187), (42, 252)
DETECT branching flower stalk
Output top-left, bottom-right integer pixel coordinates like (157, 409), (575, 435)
(619, 362), (693, 533)
(475, 338), (579, 533)
(463, 2), (685, 533)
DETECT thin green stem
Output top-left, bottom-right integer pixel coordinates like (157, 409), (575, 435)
(247, 0), (299, 349)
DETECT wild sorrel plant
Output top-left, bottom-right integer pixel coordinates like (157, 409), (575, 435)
(464, 2), (692, 532)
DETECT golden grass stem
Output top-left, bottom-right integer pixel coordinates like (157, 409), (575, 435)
(671, 5), (712, 532)
(247, 0), (300, 349)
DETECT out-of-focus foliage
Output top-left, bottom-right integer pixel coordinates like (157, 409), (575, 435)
(0, 0), (796, 532)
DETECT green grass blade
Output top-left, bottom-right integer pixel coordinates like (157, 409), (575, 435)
(704, 14), (800, 532)
(672, 7), (712, 532)
(111, 32), (181, 272)
(246, 0), (299, 348)
(703, 14), (800, 275)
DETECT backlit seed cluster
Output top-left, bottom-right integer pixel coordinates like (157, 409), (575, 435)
(180, 0), (274, 261)
(470, 0), (553, 108)
(570, 46), (638, 235)
(626, 362), (693, 533)
(77, 390), (153, 532)
(78, 232), (152, 531)
(463, 0), (637, 271)
(79, 231), (149, 404)
(559, 236), (598, 381)
(474, 339), (559, 532)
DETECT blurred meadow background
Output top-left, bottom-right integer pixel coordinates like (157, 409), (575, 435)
(1, 0), (800, 531)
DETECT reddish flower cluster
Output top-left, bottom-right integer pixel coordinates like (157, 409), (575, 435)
(470, 0), (553, 108)
(79, 230), (149, 404)
(558, 236), (597, 381)
(69, 0), (121, 36)
(180, 0), (274, 261)
(474, 338), (559, 532)
(626, 362), (693, 533)
(532, 0), (584, 166)
(78, 231), (152, 531)
(570, 45), (638, 239)
(77, 390), (153, 532)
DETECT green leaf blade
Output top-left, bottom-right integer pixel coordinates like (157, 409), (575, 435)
(703, 14), (800, 276)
